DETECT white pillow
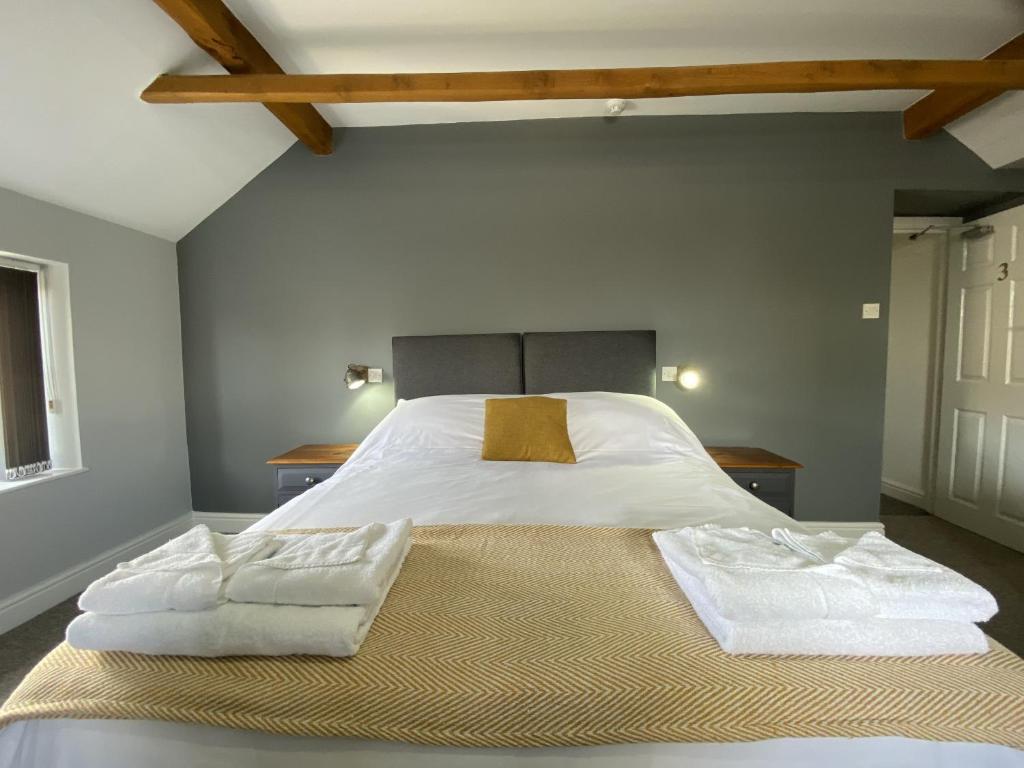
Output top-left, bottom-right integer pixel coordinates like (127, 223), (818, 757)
(554, 392), (705, 457)
(358, 392), (703, 461)
(356, 394), (497, 458)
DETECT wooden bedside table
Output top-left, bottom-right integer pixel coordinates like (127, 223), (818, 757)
(267, 444), (359, 508)
(706, 447), (803, 518)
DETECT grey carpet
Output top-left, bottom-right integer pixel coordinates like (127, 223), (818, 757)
(0, 596), (79, 702)
(878, 494), (929, 516)
(1, 505), (1021, 702)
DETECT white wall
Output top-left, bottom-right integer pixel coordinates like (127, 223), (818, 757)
(882, 232), (944, 508)
(0, 186), (191, 625)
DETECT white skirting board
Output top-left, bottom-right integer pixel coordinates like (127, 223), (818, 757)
(194, 511), (884, 538)
(881, 478), (930, 512)
(801, 521), (885, 537)
(193, 511), (266, 533)
(0, 514), (192, 636)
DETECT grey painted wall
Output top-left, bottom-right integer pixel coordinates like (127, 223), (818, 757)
(177, 113), (1024, 522)
(0, 186), (191, 603)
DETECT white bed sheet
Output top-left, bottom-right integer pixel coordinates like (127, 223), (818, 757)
(3, 720), (1022, 768)
(3, 394), (1020, 767)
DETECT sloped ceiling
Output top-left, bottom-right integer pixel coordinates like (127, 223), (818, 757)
(946, 91), (1024, 170)
(1, 0), (1023, 241)
(0, 0), (295, 242)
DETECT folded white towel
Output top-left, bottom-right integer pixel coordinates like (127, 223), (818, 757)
(78, 526), (279, 615)
(692, 526), (812, 570)
(214, 532), (284, 579)
(252, 525), (375, 570)
(664, 557), (989, 656)
(771, 529), (998, 623)
(653, 527), (877, 622)
(67, 603), (367, 658)
(770, 528), (851, 564)
(226, 519), (412, 607)
(67, 537), (411, 657)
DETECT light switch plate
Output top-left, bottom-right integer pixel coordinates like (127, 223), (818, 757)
(368, 368), (383, 383)
(862, 303), (880, 319)
(661, 366), (678, 382)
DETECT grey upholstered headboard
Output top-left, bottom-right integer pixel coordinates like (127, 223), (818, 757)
(523, 331), (656, 397)
(392, 330), (656, 399)
(392, 334), (523, 400)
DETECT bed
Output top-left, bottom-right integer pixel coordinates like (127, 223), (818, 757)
(1, 331), (1022, 768)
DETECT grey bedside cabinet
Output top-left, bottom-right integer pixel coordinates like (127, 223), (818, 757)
(267, 444), (359, 508)
(705, 447), (803, 518)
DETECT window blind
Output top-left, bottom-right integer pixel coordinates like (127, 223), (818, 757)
(0, 266), (51, 479)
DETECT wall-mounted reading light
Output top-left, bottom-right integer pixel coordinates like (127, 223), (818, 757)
(345, 364), (383, 390)
(345, 364), (369, 390)
(677, 367), (702, 391)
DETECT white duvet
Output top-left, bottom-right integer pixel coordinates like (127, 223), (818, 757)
(256, 392), (797, 533)
(3, 393), (1021, 768)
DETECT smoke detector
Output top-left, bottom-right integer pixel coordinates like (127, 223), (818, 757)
(605, 98), (627, 117)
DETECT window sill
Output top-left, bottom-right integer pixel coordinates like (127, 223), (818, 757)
(0, 467), (88, 495)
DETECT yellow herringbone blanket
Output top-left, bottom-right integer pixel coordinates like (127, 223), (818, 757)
(2, 524), (1023, 748)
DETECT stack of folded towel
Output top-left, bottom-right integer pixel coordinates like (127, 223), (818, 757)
(67, 520), (412, 658)
(653, 525), (997, 656)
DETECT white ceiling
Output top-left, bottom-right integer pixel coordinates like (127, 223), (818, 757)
(1, 0), (1023, 241)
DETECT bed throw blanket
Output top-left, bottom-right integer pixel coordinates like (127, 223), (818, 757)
(2, 525), (1023, 749)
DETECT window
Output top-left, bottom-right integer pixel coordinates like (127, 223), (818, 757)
(0, 252), (83, 490)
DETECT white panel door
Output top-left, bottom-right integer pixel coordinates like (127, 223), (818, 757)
(934, 218), (1024, 552)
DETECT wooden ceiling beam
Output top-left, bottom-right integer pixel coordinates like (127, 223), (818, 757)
(151, 0), (332, 155)
(904, 33), (1024, 140)
(142, 60), (1024, 105)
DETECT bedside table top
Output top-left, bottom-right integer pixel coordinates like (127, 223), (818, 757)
(267, 444), (359, 465)
(705, 446), (803, 470)
(267, 444), (799, 469)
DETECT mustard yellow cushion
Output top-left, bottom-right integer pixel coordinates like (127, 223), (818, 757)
(482, 397), (577, 464)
